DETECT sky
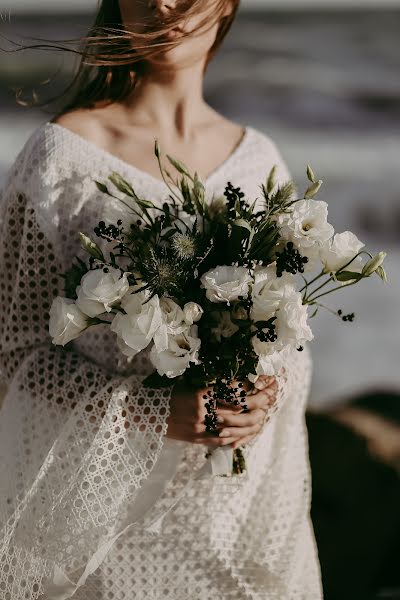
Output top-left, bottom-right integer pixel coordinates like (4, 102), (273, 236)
(1, 0), (400, 12)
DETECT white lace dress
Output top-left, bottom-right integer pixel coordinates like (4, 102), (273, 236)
(0, 121), (323, 600)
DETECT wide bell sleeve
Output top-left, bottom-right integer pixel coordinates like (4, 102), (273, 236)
(0, 165), (180, 599)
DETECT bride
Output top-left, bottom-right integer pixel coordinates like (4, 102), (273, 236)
(0, 1), (323, 598)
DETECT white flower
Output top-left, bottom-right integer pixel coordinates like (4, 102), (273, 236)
(110, 290), (163, 360)
(211, 311), (239, 342)
(252, 264), (295, 319)
(153, 298), (188, 352)
(251, 285), (313, 356)
(76, 267), (130, 317)
(275, 289), (313, 346)
(200, 265), (252, 304)
(49, 297), (88, 346)
(150, 325), (201, 378)
(320, 231), (364, 274)
(183, 302), (204, 325)
(277, 198), (334, 249)
(249, 345), (293, 380)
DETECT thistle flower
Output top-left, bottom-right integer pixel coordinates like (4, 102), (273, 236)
(141, 248), (186, 298)
(171, 232), (197, 260)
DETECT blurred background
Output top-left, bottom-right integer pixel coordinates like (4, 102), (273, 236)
(0, 1), (399, 598)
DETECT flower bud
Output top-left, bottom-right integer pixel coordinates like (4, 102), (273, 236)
(362, 252), (386, 277)
(304, 180), (323, 199)
(79, 232), (104, 261)
(306, 164), (316, 183)
(267, 165), (277, 193)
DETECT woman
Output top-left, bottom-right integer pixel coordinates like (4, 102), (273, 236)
(0, 1), (323, 598)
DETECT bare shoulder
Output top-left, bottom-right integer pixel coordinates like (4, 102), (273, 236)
(50, 108), (110, 147)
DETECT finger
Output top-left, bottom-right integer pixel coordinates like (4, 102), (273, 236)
(218, 423), (262, 439)
(244, 388), (278, 412)
(253, 375), (277, 391)
(215, 408), (265, 428)
(193, 435), (240, 447)
(216, 400), (246, 412)
(232, 433), (258, 449)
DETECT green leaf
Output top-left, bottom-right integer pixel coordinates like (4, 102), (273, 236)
(233, 218), (252, 233)
(335, 270), (362, 282)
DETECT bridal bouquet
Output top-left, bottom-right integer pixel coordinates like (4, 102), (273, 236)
(49, 142), (387, 475)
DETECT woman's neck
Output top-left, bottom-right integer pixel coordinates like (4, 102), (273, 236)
(119, 60), (213, 141)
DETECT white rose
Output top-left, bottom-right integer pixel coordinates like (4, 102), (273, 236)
(150, 325), (201, 378)
(183, 302), (204, 325)
(76, 267), (130, 317)
(49, 297), (88, 346)
(200, 265), (252, 304)
(277, 199), (334, 250)
(110, 290), (163, 360)
(211, 311), (239, 342)
(320, 231), (364, 274)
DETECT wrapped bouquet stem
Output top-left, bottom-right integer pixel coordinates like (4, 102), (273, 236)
(49, 143), (387, 476)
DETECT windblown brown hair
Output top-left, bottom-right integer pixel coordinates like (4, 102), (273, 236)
(8, 0), (240, 113)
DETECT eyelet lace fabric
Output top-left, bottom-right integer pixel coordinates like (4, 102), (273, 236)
(0, 122), (323, 599)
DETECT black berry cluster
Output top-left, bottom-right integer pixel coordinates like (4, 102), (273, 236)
(94, 220), (123, 242)
(337, 309), (355, 322)
(224, 182), (246, 217)
(203, 380), (248, 434)
(256, 323), (277, 343)
(276, 242), (308, 277)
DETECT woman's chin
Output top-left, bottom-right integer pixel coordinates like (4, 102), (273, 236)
(147, 45), (207, 70)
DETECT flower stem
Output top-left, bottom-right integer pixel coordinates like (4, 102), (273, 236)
(305, 279), (359, 303)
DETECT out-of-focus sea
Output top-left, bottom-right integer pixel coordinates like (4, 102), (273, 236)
(1, 9), (399, 407)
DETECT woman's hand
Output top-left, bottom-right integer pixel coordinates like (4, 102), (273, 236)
(165, 376), (279, 449)
(216, 376), (279, 449)
(165, 380), (244, 447)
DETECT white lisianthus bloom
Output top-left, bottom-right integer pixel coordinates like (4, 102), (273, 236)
(200, 265), (252, 304)
(277, 199), (334, 249)
(251, 286), (313, 356)
(320, 231), (365, 274)
(252, 264), (296, 321)
(150, 325), (201, 378)
(248, 345), (293, 380)
(252, 264), (295, 297)
(49, 297), (89, 346)
(183, 302), (204, 325)
(76, 267), (130, 317)
(110, 290), (163, 360)
(211, 311), (239, 342)
(275, 290), (313, 346)
(153, 298), (189, 352)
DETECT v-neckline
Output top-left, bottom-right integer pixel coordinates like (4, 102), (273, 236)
(45, 121), (252, 189)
